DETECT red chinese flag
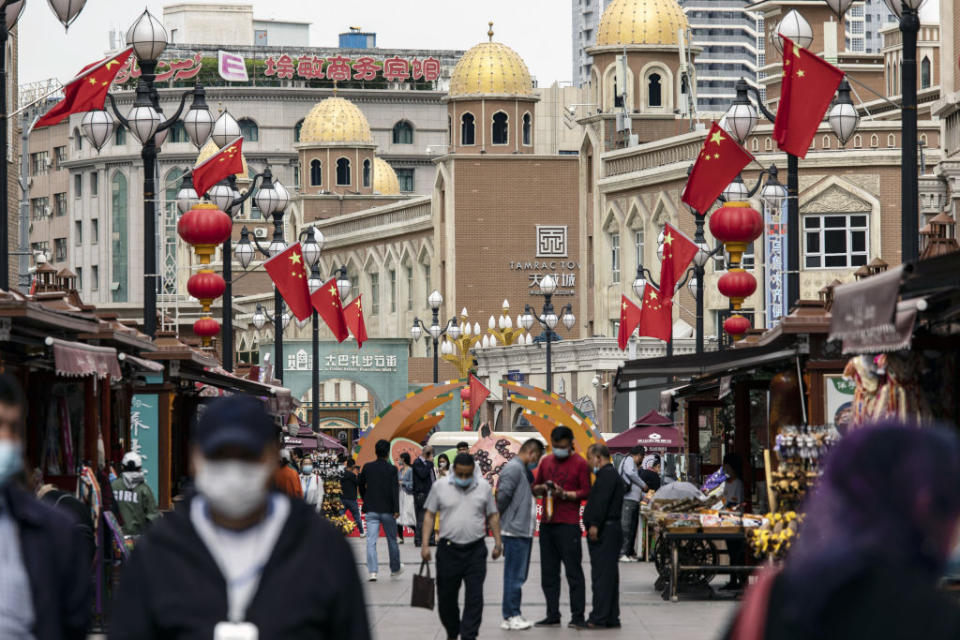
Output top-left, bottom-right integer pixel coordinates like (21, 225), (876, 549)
(468, 374), (491, 422)
(659, 223), (700, 298)
(263, 243), (313, 321)
(637, 284), (672, 343)
(311, 277), (350, 343)
(774, 37), (844, 158)
(617, 295), (643, 350)
(35, 48), (134, 128)
(343, 295), (368, 348)
(191, 137), (245, 198)
(681, 122), (753, 214)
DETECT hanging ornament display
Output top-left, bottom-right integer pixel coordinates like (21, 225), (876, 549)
(178, 202), (233, 346)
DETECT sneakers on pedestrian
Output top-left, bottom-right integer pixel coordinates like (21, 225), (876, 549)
(501, 619), (512, 630)
(534, 618), (561, 627)
(619, 555), (634, 563)
(367, 573), (377, 582)
(360, 532), (366, 538)
(508, 616), (534, 630)
(390, 565), (404, 578)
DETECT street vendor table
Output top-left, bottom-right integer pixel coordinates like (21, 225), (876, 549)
(661, 527), (754, 602)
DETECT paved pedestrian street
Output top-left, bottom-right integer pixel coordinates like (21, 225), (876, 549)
(356, 538), (737, 640)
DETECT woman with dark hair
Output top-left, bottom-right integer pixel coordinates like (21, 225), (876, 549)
(436, 453), (451, 479)
(725, 422), (960, 639)
(397, 452), (416, 544)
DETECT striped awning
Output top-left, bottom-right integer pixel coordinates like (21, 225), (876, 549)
(47, 338), (122, 379)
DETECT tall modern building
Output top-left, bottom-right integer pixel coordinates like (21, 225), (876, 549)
(573, 0), (762, 115)
(851, 0), (895, 54)
(571, 0), (614, 89)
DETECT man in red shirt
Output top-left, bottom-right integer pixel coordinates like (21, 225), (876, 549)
(531, 426), (591, 629)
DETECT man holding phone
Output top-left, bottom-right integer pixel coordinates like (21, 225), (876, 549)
(531, 426), (591, 629)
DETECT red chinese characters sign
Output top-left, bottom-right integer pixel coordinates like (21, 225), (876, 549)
(115, 54), (204, 84)
(264, 54), (441, 82)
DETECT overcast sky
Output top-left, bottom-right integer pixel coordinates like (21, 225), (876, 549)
(18, 0), (573, 87)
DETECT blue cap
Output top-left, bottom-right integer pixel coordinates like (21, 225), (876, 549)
(195, 395), (275, 457)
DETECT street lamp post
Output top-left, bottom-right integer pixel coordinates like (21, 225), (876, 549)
(411, 289), (454, 384)
(1, 0), (89, 289)
(251, 300), (291, 381)
(519, 275), (575, 393)
(883, 0), (924, 262)
(89, 10), (215, 337)
(234, 173), (291, 382)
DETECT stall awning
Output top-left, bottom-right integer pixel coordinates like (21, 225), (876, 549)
(841, 298), (925, 354)
(46, 338), (122, 379)
(616, 337), (800, 389)
(118, 353), (165, 373)
(828, 265), (904, 344)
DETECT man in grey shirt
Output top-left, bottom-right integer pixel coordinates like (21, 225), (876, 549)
(496, 439), (544, 631)
(422, 453), (503, 640)
(618, 445), (648, 561)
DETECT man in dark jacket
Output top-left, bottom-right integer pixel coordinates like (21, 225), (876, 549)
(340, 458), (364, 537)
(359, 439), (401, 581)
(583, 443), (625, 629)
(412, 445), (436, 546)
(110, 395), (371, 639)
(0, 373), (91, 640)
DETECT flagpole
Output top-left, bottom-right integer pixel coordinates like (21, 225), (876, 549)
(0, 6), (9, 289)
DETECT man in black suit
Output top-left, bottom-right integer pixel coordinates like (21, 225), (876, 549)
(412, 445), (436, 546)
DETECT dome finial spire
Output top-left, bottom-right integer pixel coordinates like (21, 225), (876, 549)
(488, 21), (494, 42)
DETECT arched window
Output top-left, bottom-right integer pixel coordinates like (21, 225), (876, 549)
(392, 120), (414, 144)
(362, 159), (371, 187)
(921, 56), (931, 89)
(310, 159), (322, 186)
(492, 112), (508, 145)
(613, 79), (623, 108)
(870, 134), (879, 147)
(294, 120), (304, 143)
(336, 158), (351, 185)
(115, 127), (126, 146)
(522, 113), (532, 146)
(74, 128), (82, 150)
(447, 116), (452, 145)
(111, 172), (128, 302)
(648, 73), (662, 107)
(169, 121), (189, 143)
(461, 113), (475, 145)
(238, 118), (259, 142)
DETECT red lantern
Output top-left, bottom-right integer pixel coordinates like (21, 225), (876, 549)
(723, 314), (752, 340)
(187, 271), (226, 312)
(709, 202), (762, 267)
(460, 387), (471, 401)
(178, 203), (233, 264)
(461, 409), (471, 419)
(194, 316), (221, 347)
(717, 269), (757, 310)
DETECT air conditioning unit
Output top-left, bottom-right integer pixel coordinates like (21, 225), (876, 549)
(253, 227), (268, 239)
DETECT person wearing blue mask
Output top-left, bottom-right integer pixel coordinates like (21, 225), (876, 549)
(495, 438), (545, 631)
(0, 373), (91, 640)
(421, 453), (503, 640)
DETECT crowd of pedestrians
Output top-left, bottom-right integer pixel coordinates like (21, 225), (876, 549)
(3, 368), (958, 640)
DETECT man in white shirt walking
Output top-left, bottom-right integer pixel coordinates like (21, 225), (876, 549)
(421, 453), (503, 640)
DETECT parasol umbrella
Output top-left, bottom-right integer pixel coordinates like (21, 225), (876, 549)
(652, 481), (705, 501)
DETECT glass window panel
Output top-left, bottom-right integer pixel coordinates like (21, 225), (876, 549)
(851, 254), (868, 266)
(850, 215), (868, 227)
(824, 230), (846, 253)
(851, 231), (866, 252)
(804, 217), (820, 229)
(805, 232), (820, 253)
(825, 255), (847, 267)
(824, 216), (846, 228)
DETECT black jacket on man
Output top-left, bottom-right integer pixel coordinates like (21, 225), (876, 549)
(411, 457), (435, 496)
(3, 484), (91, 640)
(109, 494), (371, 640)
(340, 469), (359, 501)
(358, 458), (399, 514)
(583, 464), (625, 531)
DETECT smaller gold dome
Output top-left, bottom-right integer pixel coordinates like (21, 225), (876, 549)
(195, 140), (248, 178)
(299, 97), (373, 145)
(373, 157), (400, 195)
(449, 34), (534, 98)
(596, 0), (689, 47)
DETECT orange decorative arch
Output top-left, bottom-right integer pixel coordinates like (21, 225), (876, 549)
(354, 379), (464, 466)
(503, 381), (604, 457)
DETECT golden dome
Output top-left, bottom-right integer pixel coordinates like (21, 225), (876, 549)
(596, 0), (689, 47)
(299, 97), (373, 145)
(449, 28), (534, 98)
(195, 140), (248, 178)
(373, 157), (400, 195)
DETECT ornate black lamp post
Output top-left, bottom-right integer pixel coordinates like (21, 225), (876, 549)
(518, 275), (575, 393)
(411, 289), (459, 384)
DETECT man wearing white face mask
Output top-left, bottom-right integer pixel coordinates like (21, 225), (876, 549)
(111, 451), (160, 536)
(110, 394), (371, 640)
